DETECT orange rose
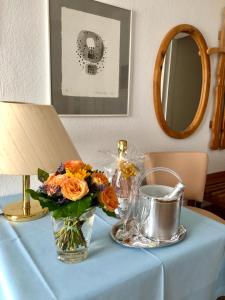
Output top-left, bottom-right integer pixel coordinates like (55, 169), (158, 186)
(92, 172), (109, 186)
(64, 160), (85, 173)
(45, 174), (66, 186)
(44, 174), (66, 196)
(61, 177), (89, 201)
(99, 186), (119, 212)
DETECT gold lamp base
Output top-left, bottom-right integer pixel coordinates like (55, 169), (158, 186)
(3, 200), (48, 222)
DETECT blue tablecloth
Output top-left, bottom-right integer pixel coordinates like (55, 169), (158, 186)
(0, 195), (225, 300)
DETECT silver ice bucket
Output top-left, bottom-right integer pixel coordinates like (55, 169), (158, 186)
(135, 168), (184, 242)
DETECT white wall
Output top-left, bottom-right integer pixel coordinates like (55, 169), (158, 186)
(0, 0), (225, 197)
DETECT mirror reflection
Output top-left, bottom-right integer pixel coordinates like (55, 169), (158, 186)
(161, 33), (202, 132)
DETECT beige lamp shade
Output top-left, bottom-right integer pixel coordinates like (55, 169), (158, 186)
(0, 101), (80, 175)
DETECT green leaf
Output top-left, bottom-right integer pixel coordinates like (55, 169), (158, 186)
(26, 189), (59, 211)
(38, 197), (59, 211)
(52, 195), (93, 219)
(26, 189), (43, 200)
(102, 208), (117, 218)
(38, 168), (49, 183)
(27, 189), (94, 219)
(26, 188), (51, 201)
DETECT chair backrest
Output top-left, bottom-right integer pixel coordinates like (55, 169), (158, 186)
(144, 152), (208, 202)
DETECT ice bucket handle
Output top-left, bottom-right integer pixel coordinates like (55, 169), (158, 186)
(127, 167), (182, 216)
(137, 167), (183, 188)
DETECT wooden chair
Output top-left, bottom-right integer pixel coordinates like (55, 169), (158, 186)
(144, 151), (225, 224)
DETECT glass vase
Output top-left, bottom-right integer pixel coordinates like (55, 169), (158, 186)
(51, 208), (95, 263)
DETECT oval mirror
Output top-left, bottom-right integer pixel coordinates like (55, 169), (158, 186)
(153, 24), (210, 138)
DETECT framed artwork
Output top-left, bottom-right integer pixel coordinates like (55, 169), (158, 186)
(48, 0), (132, 116)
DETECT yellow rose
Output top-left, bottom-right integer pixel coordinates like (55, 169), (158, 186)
(61, 177), (89, 201)
(119, 161), (138, 179)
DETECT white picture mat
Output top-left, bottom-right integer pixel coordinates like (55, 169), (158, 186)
(61, 7), (120, 98)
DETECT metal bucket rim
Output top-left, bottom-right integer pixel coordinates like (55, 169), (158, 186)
(139, 184), (182, 203)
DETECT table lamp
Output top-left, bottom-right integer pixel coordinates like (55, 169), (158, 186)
(0, 101), (81, 222)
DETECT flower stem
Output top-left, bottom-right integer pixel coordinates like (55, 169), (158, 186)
(54, 218), (87, 251)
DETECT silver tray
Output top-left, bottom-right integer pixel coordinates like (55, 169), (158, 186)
(111, 222), (187, 248)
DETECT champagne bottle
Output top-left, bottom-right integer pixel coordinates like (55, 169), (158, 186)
(112, 140), (129, 198)
(112, 140), (137, 217)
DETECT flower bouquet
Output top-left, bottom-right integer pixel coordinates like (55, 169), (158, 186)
(27, 160), (118, 263)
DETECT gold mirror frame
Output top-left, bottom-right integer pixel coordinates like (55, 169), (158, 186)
(153, 24), (210, 139)
(208, 9), (225, 149)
